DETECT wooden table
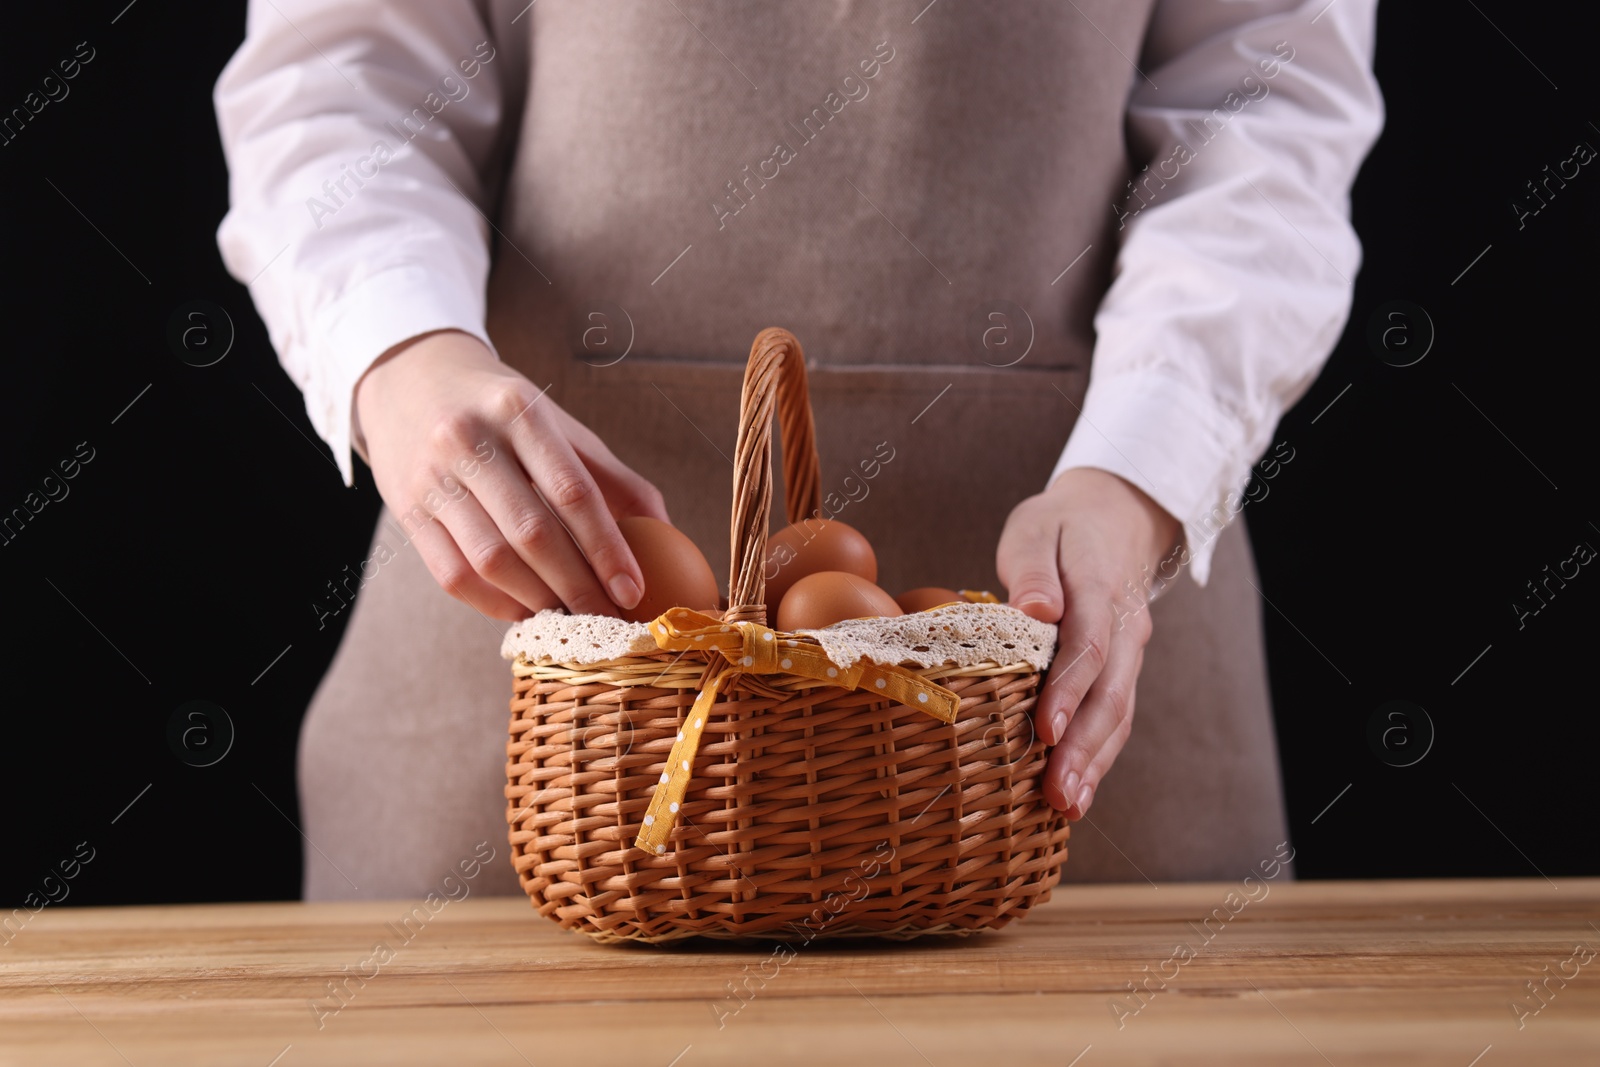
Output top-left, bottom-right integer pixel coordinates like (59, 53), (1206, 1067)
(3, 878), (1596, 1066)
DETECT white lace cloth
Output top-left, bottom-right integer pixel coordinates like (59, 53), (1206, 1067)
(501, 602), (1057, 671)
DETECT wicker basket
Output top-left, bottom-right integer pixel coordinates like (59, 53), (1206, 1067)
(504, 327), (1069, 942)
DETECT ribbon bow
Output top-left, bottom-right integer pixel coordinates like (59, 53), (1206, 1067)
(634, 608), (960, 854)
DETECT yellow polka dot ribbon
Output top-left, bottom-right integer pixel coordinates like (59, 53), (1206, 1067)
(634, 607), (960, 855)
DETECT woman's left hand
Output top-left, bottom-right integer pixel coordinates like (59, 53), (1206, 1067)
(995, 468), (1183, 819)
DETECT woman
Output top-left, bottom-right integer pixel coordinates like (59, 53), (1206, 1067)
(216, 0), (1382, 898)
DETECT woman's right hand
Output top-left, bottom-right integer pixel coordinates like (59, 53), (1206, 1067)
(353, 329), (669, 620)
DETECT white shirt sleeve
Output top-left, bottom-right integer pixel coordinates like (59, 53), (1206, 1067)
(1050, 0), (1384, 585)
(214, 1), (509, 486)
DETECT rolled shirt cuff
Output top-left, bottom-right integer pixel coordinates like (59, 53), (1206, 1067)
(1047, 369), (1254, 587)
(290, 263), (495, 486)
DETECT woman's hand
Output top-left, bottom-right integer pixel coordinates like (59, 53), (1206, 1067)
(996, 468), (1182, 819)
(353, 329), (670, 620)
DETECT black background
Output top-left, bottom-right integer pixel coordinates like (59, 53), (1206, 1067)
(3, 1), (1595, 909)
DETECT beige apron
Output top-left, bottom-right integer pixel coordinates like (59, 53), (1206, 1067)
(299, 1), (1291, 898)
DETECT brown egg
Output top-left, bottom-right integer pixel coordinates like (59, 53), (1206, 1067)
(763, 519), (877, 611)
(777, 571), (903, 631)
(895, 587), (962, 614)
(616, 516), (720, 623)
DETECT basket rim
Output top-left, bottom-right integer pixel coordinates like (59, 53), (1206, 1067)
(510, 651), (1047, 679)
(501, 601), (1058, 673)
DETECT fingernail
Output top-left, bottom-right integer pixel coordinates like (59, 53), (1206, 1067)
(1062, 770), (1080, 810)
(609, 574), (642, 610)
(1075, 782), (1094, 817)
(1048, 710), (1067, 745)
(1012, 597), (1055, 622)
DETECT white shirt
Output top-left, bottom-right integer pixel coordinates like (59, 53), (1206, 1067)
(215, 0), (1382, 586)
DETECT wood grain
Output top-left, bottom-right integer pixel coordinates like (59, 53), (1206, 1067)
(2, 879), (1596, 1066)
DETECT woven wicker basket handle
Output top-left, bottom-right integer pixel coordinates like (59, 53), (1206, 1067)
(726, 327), (822, 624)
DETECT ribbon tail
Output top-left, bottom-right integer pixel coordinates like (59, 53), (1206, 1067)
(634, 670), (730, 854)
(633, 618), (962, 855)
